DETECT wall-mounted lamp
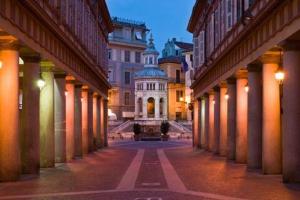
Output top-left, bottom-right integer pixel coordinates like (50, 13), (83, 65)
(179, 97), (184, 102)
(81, 97), (83, 102)
(244, 83), (249, 93)
(213, 99), (215, 105)
(65, 90), (68, 96)
(0, 61), (2, 69)
(275, 50), (285, 84)
(225, 92), (229, 100)
(37, 78), (46, 90)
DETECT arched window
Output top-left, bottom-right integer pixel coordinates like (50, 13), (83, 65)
(160, 98), (164, 117)
(147, 97), (155, 118)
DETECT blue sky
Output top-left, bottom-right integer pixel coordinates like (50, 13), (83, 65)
(106, 0), (195, 53)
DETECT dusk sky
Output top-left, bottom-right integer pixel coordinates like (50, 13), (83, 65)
(106, 0), (195, 54)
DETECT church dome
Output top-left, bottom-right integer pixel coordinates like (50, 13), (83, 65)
(135, 67), (167, 78)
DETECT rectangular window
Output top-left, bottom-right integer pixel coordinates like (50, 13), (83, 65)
(108, 69), (114, 82)
(176, 70), (181, 83)
(125, 72), (130, 84)
(135, 31), (142, 40)
(176, 90), (183, 102)
(125, 50), (130, 62)
(226, 0), (233, 31)
(135, 52), (141, 63)
(108, 49), (112, 60)
(124, 92), (130, 105)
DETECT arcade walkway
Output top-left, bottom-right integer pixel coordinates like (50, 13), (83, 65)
(0, 140), (299, 200)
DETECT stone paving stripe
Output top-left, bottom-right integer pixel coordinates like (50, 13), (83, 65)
(0, 188), (247, 200)
(117, 149), (145, 190)
(157, 149), (187, 192)
(141, 182), (161, 186)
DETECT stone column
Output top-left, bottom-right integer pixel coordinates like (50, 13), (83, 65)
(66, 80), (75, 161)
(40, 71), (55, 168)
(20, 54), (41, 175)
(163, 97), (168, 120)
(142, 96), (147, 119)
(261, 54), (282, 174)
(155, 97), (160, 119)
(81, 88), (89, 154)
(213, 87), (220, 154)
(208, 93), (215, 151)
(247, 62), (263, 169)
(93, 94), (98, 150)
(193, 99), (199, 148)
(219, 86), (228, 156)
(96, 96), (101, 149)
(135, 97), (139, 119)
(204, 94), (210, 150)
(200, 98), (206, 148)
(197, 98), (202, 148)
(100, 97), (105, 147)
(281, 41), (300, 182)
(103, 99), (108, 147)
(235, 77), (248, 163)
(74, 84), (83, 158)
(0, 44), (21, 181)
(227, 78), (236, 160)
(88, 90), (94, 152)
(54, 74), (66, 163)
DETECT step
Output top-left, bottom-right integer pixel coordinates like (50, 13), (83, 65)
(141, 137), (161, 141)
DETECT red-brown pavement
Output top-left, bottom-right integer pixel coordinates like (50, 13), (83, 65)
(0, 139), (299, 200)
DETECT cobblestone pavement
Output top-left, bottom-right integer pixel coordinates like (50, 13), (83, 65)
(0, 139), (299, 200)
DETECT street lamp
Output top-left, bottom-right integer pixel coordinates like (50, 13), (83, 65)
(179, 97), (184, 102)
(244, 83), (249, 93)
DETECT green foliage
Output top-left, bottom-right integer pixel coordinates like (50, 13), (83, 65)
(160, 121), (170, 135)
(133, 123), (141, 135)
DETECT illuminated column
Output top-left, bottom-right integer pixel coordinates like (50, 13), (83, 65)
(155, 97), (160, 119)
(74, 84), (82, 157)
(227, 78), (236, 160)
(213, 87), (220, 154)
(219, 86), (228, 156)
(66, 79), (75, 161)
(163, 97), (168, 120)
(247, 63), (263, 169)
(261, 54), (282, 174)
(20, 54), (41, 174)
(200, 98), (206, 148)
(54, 74), (66, 163)
(236, 76), (248, 163)
(0, 44), (21, 181)
(142, 96), (147, 119)
(81, 88), (89, 154)
(103, 99), (108, 147)
(96, 96), (102, 149)
(40, 71), (55, 168)
(193, 99), (199, 148)
(197, 98), (202, 148)
(93, 94), (98, 150)
(88, 90), (94, 152)
(281, 41), (300, 182)
(208, 93), (214, 151)
(204, 94), (210, 150)
(100, 96), (105, 147)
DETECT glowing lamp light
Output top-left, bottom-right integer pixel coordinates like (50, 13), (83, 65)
(179, 97), (184, 102)
(0, 61), (2, 69)
(19, 57), (24, 65)
(81, 97), (83, 102)
(244, 83), (249, 93)
(225, 93), (229, 100)
(275, 68), (285, 83)
(213, 100), (215, 105)
(37, 79), (46, 89)
(65, 91), (68, 96)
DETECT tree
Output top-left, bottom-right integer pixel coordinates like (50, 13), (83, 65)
(160, 121), (170, 135)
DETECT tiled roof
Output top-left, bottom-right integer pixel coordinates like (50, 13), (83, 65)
(174, 41), (193, 51)
(158, 56), (182, 64)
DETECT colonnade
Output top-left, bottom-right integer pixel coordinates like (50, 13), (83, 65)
(0, 44), (108, 182)
(193, 41), (300, 183)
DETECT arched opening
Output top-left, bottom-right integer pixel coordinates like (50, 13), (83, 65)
(138, 97), (142, 117)
(160, 98), (164, 118)
(147, 97), (155, 118)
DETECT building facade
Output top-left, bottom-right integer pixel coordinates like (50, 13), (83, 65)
(0, 0), (112, 181)
(135, 35), (168, 121)
(108, 17), (148, 120)
(188, 0), (300, 183)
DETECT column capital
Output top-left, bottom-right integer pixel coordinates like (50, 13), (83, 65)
(227, 77), (237, 84)
(260, 54), (280, 64)
(0, 38), (20, 50)
(247, 61), (262, 72)
(235, 70), (248, 79)
(21, 54), (41, 63)
(279, 40), (300, 51)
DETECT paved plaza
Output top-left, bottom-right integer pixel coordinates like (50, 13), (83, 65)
(0, 139), (299, 200)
